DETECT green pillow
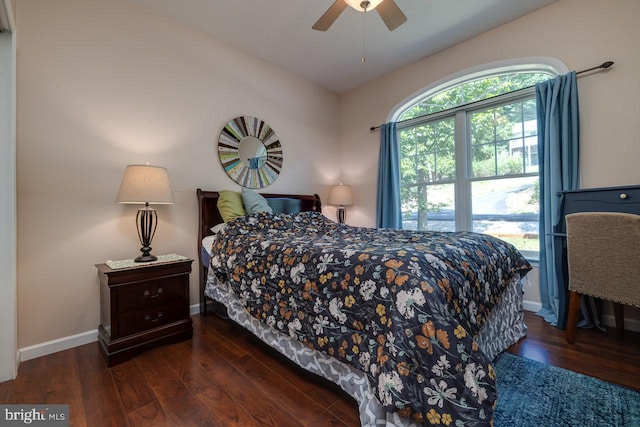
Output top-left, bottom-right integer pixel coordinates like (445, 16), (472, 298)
(242, 188), (273, 214)
(217, 190), (246, 222)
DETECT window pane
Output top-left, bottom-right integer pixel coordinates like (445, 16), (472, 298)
(435, 149), (455, 181)
(399, 72), (551, 120)
(434, 119), (455, 152)
(524, 135), (538, 173)
(418, 153), (436, 182)
(470, 99), (537, 178)
(523, 98), (537, 122)
(497, 141), (524, 175)
(471, 176), (539, 253)
(401, 184), (455, 232)
(495, 103), (522, 140)
(470, 110), (495, 146)
(471, 142), (494, 178)
(400, 117), (455, 185)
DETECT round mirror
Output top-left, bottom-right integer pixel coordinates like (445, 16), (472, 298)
(218, 116), (283, 188)
(238, 136), (267, 169)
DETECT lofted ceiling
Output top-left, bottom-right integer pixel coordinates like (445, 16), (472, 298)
(128, 0), (558, 94)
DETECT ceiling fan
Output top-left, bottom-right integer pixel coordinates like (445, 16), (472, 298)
(313, 0), (407, 32)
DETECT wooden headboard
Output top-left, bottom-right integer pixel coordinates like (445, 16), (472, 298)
(196, 188), (322, 315)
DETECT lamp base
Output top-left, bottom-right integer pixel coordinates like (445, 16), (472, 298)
(135, 252), (157, 263)
(134, 205), (158, 263)
(336, 206), (346, 224)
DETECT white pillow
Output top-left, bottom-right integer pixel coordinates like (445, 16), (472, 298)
(201, 235), (216, 259)
(210, 223), (227, 234)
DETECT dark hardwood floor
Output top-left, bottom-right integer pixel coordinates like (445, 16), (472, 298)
(1, 311), (638, 426)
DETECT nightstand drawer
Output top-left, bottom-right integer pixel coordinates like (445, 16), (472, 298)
(117, 275), (187, 312)
(118, 302), (187, 336)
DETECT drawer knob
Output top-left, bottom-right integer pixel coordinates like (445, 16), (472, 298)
(145, 312), (164, 323)
(619, 193), (628, 200)
(144, 288), (163, 298)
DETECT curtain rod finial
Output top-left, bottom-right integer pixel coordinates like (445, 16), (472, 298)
(602, 61), (614, 69)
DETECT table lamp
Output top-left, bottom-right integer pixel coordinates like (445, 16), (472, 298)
(328, 183), (353, 224)
(116, 164), (174, 262)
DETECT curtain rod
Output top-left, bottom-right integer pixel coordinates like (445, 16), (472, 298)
(369, 61), (614, 131)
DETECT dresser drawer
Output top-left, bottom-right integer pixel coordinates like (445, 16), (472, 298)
(117, 275), (188, 312)
(562, 186), (640, 216)
(118, 302), (187, 336)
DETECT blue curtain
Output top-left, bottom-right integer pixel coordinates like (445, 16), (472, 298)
(376, 122), (402, 228)
(536, 72), (580, 328)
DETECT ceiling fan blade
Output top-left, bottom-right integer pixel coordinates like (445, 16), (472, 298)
(376, 0), (407, 31)
(312, 1), (348, 31)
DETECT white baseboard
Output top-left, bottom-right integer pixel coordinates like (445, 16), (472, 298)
(18, 304), (202, 362)
(19, 329), (98, 363)
(523, 300), (542, 313)
(601, 313), (640, 332)
(190, 302), (200, 316)
(521, 299), (640, 332)
(17, 302), (638, 362)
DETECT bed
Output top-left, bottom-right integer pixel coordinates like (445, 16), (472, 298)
(197, 189), (531, 426)
(197, 189), (323, 316)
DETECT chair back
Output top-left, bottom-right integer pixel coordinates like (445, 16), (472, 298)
(566, 212), (640, 307)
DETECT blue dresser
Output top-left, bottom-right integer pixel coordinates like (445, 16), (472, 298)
(560, 185), (640, 228)
(554, 184), (640, 328)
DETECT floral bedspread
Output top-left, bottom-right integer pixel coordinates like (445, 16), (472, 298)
(209, 211), (531, 425)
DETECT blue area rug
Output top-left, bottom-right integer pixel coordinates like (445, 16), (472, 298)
(494, 352), (640, 426)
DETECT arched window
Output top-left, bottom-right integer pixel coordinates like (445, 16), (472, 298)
(392, 58), (567, 260)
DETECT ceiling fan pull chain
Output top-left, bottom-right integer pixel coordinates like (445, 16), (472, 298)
(361, 1), (368, 62)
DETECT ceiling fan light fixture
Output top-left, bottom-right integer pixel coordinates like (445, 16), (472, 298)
(313, 0), (405, 32)
(344, 0), (384, 12)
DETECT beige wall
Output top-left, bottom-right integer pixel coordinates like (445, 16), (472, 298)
(339, 0), (640, 320)
(15, 0), (640, 351)
(16, 0), (341, 349)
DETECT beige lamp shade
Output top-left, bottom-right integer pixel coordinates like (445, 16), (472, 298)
(116, 164), (174, 205)
(328, 184), (353, 206)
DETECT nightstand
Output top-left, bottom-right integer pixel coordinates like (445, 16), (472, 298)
(96, 256), (193, 366)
